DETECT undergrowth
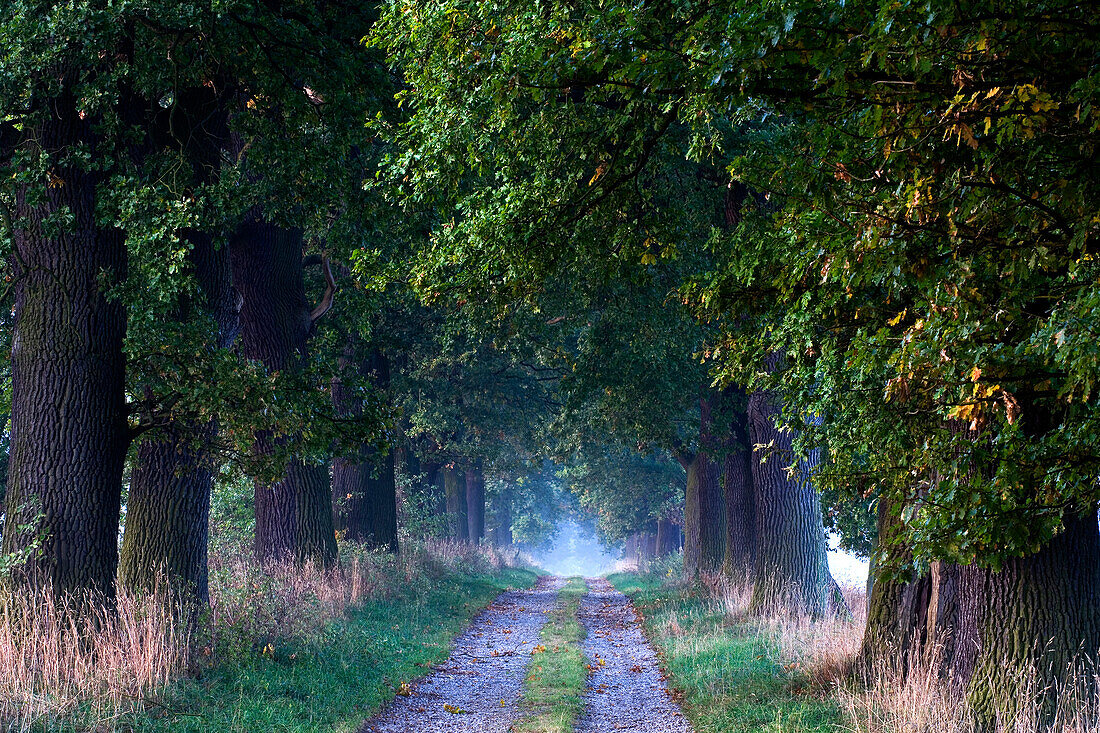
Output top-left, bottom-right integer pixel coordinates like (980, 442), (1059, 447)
(610, 571), (849, 733)
(1, 539), (535, 733)
(613, 569), (1100, 733)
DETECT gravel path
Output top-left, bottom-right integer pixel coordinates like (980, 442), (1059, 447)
(359, 576), (565, 733)
(576, 578), (692, 733)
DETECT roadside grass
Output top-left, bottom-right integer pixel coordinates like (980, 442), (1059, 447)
(512, 576), (588, 733)
(609, 572), (846, 733)
(2, 540), (535, 733)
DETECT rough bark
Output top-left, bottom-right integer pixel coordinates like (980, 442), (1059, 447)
(465, 463), (485, 544)
(681, 450), (723, 574)
(721, 390), (756, 580)
(2, 82), (129, 600)
(120, 83), (240, 605)
(230, 220), (336, 565)
(859, 498), (958, 677)
(746, 385), (836, 617)
(332, 347), (398, 552)
(955, 512), (1100, 728)
(120, 219), (238, 605)
(861, 499), (1100, 728)
(120, 424), (215, 606)
(443, 467), (468, 542)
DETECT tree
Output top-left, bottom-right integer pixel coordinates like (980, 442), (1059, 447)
(333, 345), (398, 552)
(373, 2), (840, 600)
(0, 7), (135, 599)
(119, 83), (238, 608)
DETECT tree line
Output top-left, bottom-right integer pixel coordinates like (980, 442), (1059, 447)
(2, 0), (1099, 729)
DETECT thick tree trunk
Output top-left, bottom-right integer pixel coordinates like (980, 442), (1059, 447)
(465, 463), (485, 544)
(2, 85), (129, 600)
(746, 385), (836, 617)
(682, 451), (723, 574)
(862, 504), (1100, 729)
(332, 347), (398, 552)
(231, 221), (336, 565)
(954, 512), (1100, 728)
(332, 450), (398, 552)
(721, 390), (755, 580)
(859, 498), (958, 677)
(443, 467), (468, 542)
(642, 524), (657, 561)
(491, 489), (513, 546)
(120, 229), (238, 606)
(120, 426), (214, 605)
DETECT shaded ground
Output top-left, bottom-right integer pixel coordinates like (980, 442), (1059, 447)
(359, 576), (565, 733)
(576, 578), (692, 733)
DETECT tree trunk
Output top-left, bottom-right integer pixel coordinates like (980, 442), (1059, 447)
(746, 385), (836, 617)
(682, 451), (723, 574)
(443, 467), (468, 542)
(655, 518), (678, 556)
(681, 395), (725, 575)
(859, 497), (958, 677)
(230, 220), (336, 566)
(465, 463), (485, 544)
(2, 83), (129, 600)
(862, 503), (1100, 729)
(120, 425), (214, 606)
(332, 347), (398, 552)
(953, 511), (1100, 728)
(120, 227), (238, 606)
(721, 390), (755, 580)
(421, 460), (447, 519)
(492, 488), (513, 546)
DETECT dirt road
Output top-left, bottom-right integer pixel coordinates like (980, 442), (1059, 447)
(358, 575), (691, 733)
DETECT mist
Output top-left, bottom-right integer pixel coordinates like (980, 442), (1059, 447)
(529, 521), (619, 577)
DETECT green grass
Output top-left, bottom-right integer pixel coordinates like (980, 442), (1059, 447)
(121, 566), (536, 732)
(609, 572), (844, 733)
(512, 576), (589, 733)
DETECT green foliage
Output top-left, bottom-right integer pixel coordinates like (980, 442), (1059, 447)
(375, 0), (1100, 571)
(503, 468), (568, 549)
(396, 468), (451, 540)
(559, 447), (682, 542)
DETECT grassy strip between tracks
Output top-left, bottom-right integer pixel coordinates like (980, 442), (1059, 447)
(512, 576), (589, 733)
(609, 571), (845, 733)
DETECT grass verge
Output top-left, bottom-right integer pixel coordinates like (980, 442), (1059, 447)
(609, 572), (845, 733)
(3, 540), (535, 733)
(512, 576), (588, 733)
(148, 565), (537, 733)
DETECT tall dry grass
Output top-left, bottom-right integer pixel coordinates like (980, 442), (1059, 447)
(704, 574), (1100, 732)
(0, 539), (522, 732)
(0, 582), (189, 732)
(205, 538), (519, 657)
